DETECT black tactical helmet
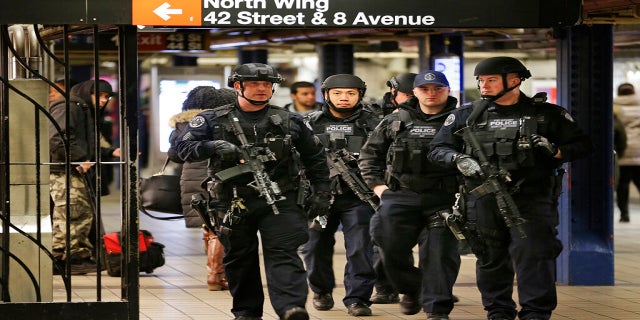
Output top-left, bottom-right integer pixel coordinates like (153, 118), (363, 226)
(386, 73), (417, 94)
(474, 56), (532, 80)
(227, 63), (284, 87)
(321, 74), (367, 96)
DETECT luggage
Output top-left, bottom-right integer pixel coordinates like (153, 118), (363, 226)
(103, 229), (165, 277)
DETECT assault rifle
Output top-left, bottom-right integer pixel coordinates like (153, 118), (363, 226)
(213, 115), (285, 214)
(327, 148), (379, 210)
(462, 127), (527, 238)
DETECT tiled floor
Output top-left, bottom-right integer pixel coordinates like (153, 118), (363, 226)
(55, 192), (640, 320)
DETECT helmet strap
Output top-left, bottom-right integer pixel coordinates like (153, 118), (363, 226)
(391, 88), (400, 106)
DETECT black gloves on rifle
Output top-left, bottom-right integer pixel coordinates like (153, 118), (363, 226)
(212, 140), (241, 162)
(305, 191), (333, 220)
(530, 134), (558, 157)
(454, 154), (482, 177)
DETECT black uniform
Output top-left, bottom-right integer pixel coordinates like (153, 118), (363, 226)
(299, 104), (379, 307)
(175, 103), (330, 319)
(428, 94), (593, 320)
(359, 96), (461, 315)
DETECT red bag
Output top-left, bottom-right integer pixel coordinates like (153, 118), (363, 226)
(103, 230), (165, 277)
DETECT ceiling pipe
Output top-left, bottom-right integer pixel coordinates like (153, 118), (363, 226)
(8, 25), (26, 79)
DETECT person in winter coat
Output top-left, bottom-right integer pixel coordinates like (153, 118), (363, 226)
(167, 86), (237, 290)
(615, 83), (640, 222)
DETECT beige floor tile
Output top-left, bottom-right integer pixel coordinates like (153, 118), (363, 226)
(50, 192), (640, 319)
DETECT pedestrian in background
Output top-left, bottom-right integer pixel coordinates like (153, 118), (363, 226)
(284, 81), (323, 115)
(49, 79), (119, 275)
(167, 85), (237, 291)
(614, 83), (639, 223)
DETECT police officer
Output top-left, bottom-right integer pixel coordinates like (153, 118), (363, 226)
(299, 74), (378, 317)
(359, 70), (461, 320)
(370, 72), (417, 304)
(428, 57), (593, 320)
(369, 73), (418, 120)
(175, 63), (331, 320)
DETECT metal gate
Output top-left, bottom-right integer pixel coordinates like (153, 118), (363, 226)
(0, 24), (140, 319)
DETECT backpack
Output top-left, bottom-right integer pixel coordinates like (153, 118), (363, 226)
(103, 229), (165, 277)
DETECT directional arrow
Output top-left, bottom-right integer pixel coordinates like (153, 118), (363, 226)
(153, 2), (183, 21)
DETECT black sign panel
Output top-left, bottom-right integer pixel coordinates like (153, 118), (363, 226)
(0, 0), (131, 24)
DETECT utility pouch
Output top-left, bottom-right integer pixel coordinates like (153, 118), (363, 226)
(329, 132), (347, 149)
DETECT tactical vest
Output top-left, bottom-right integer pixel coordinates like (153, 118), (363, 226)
(463, 100), (542, 171)
(387, 109), (457, 192)
(209, 105), (297, 191)
(309, 108), (379, 155)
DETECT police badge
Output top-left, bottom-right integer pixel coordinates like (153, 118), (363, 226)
(444, 114), (456, 126)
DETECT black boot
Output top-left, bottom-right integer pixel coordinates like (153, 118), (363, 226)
(620, 210), (630, 222)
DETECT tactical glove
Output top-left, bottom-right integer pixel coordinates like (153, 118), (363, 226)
(212, 140), (241, 162)
(305, 191), (333, 220)
(454, 154), (482, 177)
(530, 134), (558, 157)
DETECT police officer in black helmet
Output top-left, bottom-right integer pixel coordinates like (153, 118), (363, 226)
(428, 57), (593, 320)
(359, 70), (461, 320)
(175, 63), (331, 320)
(385, 73), (418, 111)
(370, 72), (418, 305)
(299, 74), (379, 317)
(370, 73), (418, 120)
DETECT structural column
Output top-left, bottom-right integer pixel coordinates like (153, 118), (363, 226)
(318, 44), (354, 80)
(556, 24), (614, 285)
(238, 49), (268, 64)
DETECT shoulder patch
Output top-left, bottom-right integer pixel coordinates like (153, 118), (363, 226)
(189, 115), (206, 128)
(444, 114), (456, 126)
(563, 111), (574, 122)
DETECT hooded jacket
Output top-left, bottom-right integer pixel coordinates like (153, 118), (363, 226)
(168, 109), (209, 228)
(49, 94), (96, 174)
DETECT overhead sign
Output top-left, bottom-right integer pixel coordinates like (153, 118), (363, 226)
(1, 0), (580, 27)
(129, 0), (581, 28)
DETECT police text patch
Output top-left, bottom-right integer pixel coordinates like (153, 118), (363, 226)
(324, 123), (354, 135)
(408, 125), (439, 138)
(488, 118), (519, 129)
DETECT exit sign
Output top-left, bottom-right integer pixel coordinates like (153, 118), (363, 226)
(138, 32), (205, 52)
